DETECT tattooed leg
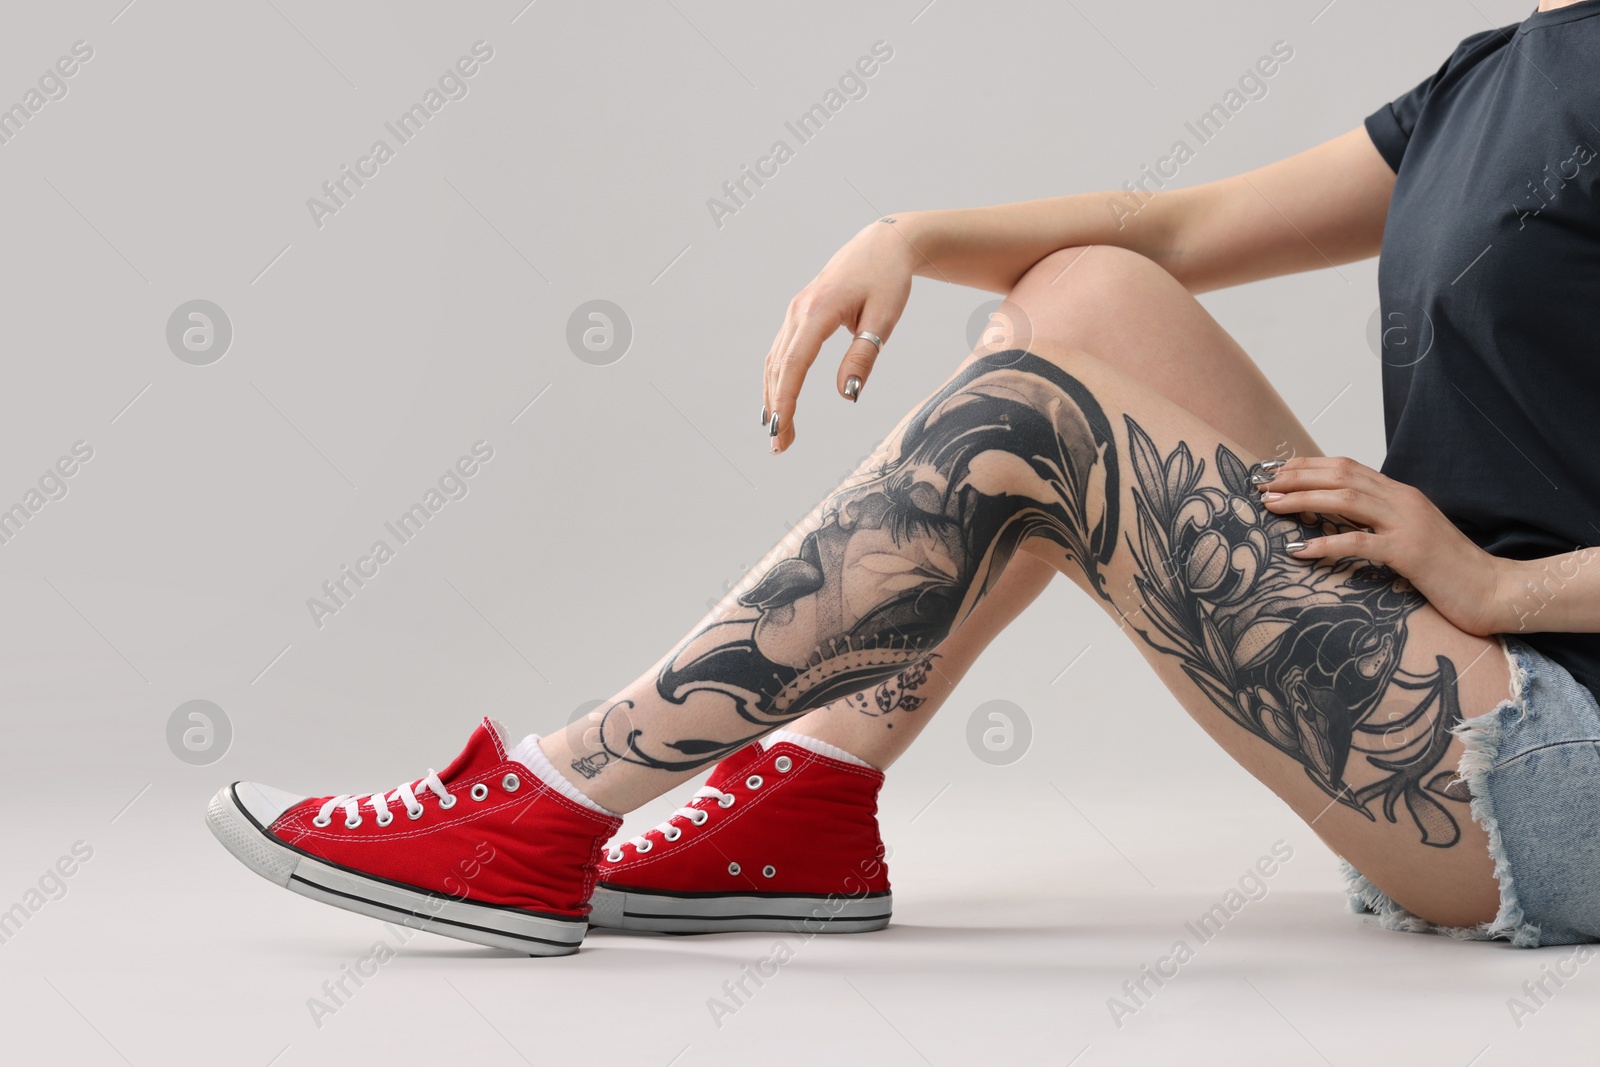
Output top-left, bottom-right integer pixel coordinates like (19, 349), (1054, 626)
(543, 340), (1507, 926)
(545, 348), (1125, 807)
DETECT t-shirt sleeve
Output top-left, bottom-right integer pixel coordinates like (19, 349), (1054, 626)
(1363, 27), (1509, 173)
(1364, 77), (1432, 172)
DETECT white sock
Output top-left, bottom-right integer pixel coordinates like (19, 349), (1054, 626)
(508, 734), (619, 818)
(761, 728), (875, 769)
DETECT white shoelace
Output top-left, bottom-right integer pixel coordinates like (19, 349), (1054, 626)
(608, 786), (734, 861)
(315, 769), (452, 828)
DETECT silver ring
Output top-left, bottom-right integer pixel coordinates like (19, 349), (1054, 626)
(854, 331), (884, 353)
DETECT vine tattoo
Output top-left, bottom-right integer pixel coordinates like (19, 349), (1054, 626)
(840, 653), (943, 726)
(579, 350), (1467, 847)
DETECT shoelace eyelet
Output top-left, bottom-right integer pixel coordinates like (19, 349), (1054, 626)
(774, 756), (792, 772)
(312, 814), (332, 828)
(691, 809), (709, 826)
(717, 794), (735, 809)
(344, 814), (362, 829)
(762, 865), (776, 878)
(606, 849), (624, 863)
(471, 783), (489, 801)
(406, 805), (424, 821)
(636, 839), (653, 854)
(746, 775), (763, 790)
(728, 862), (742, 876)
(663, 826), (682, 842)
(375, 810), (394, 827)
(439, 793), (457, 810)
(502, 773), (520, 792)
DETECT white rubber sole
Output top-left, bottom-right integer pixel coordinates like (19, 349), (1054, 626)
(205, 784), (587, 956)
(588, 883), (892, 934)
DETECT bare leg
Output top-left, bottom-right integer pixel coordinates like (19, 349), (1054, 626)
(781, 245), (1324, 769)
(541, 295), (1506, 926)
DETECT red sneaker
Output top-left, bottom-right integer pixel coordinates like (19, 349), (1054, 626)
(588, 739), (892, 934)
(205, 718), (619, 956)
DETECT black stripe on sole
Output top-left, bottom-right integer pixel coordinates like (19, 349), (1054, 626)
(621, 909), (893, 924)
(289, 874), (578, 950)
(597, 880), (891, 902)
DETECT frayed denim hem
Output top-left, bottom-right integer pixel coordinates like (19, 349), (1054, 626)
(1339, 635), (1543, 949)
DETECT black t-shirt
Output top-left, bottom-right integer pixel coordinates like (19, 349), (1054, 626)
(1365, 3), (1600, 700)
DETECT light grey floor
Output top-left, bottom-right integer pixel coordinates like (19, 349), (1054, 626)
(4, 0), (1590, 1063)
(6, 771), (1595, 1066)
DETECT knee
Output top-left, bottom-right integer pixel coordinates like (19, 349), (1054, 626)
(1017, 244), (1173, 300)
(1003, 245), (1182, 341)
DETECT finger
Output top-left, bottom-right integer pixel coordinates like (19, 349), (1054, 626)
(1260, 488), (1387, 526)
(1254, 456), (1380, 492)
(1286, 530), (1385, 564)
(761, 316), (793, 425)
(838, 311), (889, 402)
(770, 310), (840, 452)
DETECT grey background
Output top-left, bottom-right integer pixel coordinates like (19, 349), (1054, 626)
(5, 1), (1590, 1065)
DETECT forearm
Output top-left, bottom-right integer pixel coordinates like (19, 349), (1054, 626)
(891, 191), (1186, 294)
(1495, 548), (1600, 634)
(890, 127), (1394, 297)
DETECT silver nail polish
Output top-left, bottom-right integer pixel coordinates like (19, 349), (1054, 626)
(1257, 458), (1286, 471)
(768, 413), (781, 438)
(1284, 540), (1307, 553)
(1249, 470), (1276, 486)
(844, 376), (862, 401)
(761, 403), (770, 425)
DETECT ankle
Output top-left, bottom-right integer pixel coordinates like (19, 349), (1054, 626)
(762, 727), (878, 770)
(532, 730), (644, 814)
(498, 732), (618, 816)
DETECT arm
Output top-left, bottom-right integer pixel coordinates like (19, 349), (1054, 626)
(895, 126), (1397, 294)
(762, 127), (1398, 451)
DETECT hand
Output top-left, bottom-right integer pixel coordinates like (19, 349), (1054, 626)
(761, 218), (919, 453)
(1255, 456), (1513, 636)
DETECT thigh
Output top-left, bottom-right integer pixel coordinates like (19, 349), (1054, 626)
(1002, 245), (1320, 462)
(991, 339), (1509, 927)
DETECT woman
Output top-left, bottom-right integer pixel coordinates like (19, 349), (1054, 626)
(206, 3), (1600, 954)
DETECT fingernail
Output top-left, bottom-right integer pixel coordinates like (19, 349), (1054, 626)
(1262, 491), (1284, 502)
(761, 403), (770, 425)
(768, 413), (781, 439)
(1257, 459), (1287, 471)
(1249, 470), (1276, 486)
(844, 376), (862, 402)
(1284, 540), (1307, 554)
(770, 436), (779, 454)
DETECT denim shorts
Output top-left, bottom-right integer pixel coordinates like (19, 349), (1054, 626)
(1342, 635), (1600, 947)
